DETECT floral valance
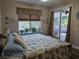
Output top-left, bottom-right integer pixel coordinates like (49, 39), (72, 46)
(16, 7), (42, 21)
(16, 7), (42, 15)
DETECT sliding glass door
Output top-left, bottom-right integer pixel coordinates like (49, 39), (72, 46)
(53, 8), (70, 41)
(60, 11), (69, 41)
(53, 12), (60, 38)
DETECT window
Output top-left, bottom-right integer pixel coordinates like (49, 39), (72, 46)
(18, 21), (41, 34)
(31, 21), (41, 31)
(16, 8), (42, 34)
(19, 21), (30, 30)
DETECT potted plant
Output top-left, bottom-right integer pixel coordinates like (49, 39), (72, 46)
(20, 30), (24, 34)
(25, 28), (29, 34)
(32, 27), (36, 33)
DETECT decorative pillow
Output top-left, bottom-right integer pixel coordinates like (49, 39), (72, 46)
(2, 33), (25, 56)
(13, 33), (27, 49)
(2, 43), (25, 56)
(0, 33), (8, 46)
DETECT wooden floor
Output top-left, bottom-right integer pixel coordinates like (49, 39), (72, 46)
(71, 47), (79, 59)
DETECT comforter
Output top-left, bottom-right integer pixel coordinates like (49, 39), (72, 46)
(22, 34), (71, 59)
(2, 34), (71, 59)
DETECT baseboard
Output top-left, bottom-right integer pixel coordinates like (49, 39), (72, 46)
(72, 45), (79, 50)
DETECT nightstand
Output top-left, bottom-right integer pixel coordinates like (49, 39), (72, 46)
(0, 45), (4, 56)
(0, 39), (6, 56)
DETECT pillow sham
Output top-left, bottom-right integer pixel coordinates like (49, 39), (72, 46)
(2, 43), (25, 56)
(13, 33), (27, 49)
(0, 33), (8, 47)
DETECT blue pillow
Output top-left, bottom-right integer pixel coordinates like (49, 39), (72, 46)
(2, 43), (25, 56)
(2, 33), (25, 56)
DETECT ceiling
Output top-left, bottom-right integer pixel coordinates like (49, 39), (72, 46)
(16, 0), (70, 8)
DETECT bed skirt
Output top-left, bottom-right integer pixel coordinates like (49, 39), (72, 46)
(24, 45), (71, 59)
(0, 45), (71, 59)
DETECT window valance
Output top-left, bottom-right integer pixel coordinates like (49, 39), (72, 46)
(16, 7), (42, 21)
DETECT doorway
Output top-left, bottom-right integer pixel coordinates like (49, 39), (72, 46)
(53, 8), (70, 41)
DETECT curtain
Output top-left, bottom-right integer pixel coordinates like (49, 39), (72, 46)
(65, 7), (72, 42)
(49, 12), (54, 36)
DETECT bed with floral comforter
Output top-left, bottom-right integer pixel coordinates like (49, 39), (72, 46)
(22, 34), (71, 59)
(2, 34), (71, 59)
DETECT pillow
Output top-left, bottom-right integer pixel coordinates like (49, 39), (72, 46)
(13, 33), (27, 49)
(0, 33), (8, 46)
(2, 43), (25, 56)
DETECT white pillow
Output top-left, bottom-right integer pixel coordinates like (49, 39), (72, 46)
(13, 33), (27, 49)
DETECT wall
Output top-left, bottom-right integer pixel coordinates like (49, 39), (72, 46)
(2, 0), (18, 33)
(16, 2), (50, 34)
(52, 0), (79, 48)
(0, 0), (2, 33)
(70, 1), (79, 48)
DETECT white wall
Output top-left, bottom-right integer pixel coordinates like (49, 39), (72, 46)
(70, 1), (79, 47)
(2, 0), (18, 33)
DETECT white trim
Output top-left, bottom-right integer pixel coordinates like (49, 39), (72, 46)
(72, 45), (79, 50)
(51, 4), (72, 12)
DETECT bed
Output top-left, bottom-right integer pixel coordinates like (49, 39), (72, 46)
(2, 33), (71, 59)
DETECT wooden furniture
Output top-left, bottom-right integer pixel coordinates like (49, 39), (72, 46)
(0, 38), (6, 47)
(0, 38), (6, 56)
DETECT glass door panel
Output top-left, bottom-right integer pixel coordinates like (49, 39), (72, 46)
(53, 12), (60, 38)
(60, 9), (69, 41)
